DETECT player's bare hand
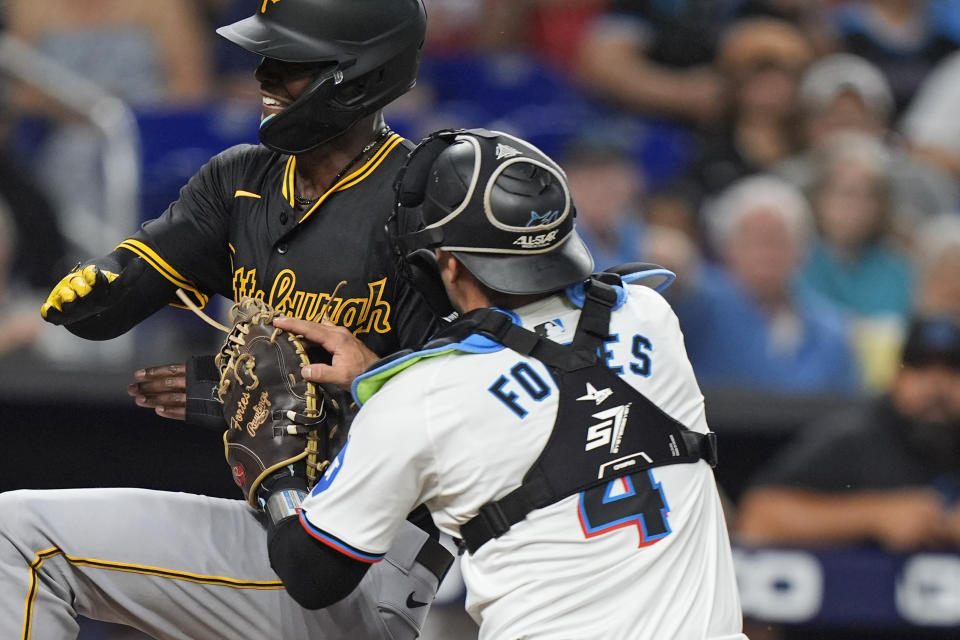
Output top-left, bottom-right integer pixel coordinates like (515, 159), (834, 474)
(272, 316), (379, 389)
(127, 363), (187, 420)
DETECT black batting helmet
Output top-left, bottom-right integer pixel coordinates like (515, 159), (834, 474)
(392, 129), (595, 296)
(217, 0), (427, 154)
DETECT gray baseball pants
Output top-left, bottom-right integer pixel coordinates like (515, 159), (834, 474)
(0, 488), (442, 640)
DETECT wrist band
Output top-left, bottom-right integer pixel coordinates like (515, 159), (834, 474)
(265, 488), (307, 526)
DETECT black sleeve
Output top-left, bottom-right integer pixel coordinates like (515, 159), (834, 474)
(267, 516), (371, 610)
(64, 248), (179, 340)
(66, 146), (253, 338)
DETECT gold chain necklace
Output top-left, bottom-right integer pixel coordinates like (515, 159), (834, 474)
(294, 125), (392, 207)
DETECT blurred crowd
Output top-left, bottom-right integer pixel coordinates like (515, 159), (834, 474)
(2, 0), (960, 638)
(0, 0), (959, 393)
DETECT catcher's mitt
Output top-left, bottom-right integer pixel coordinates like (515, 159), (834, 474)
(214, 297), (341, 509)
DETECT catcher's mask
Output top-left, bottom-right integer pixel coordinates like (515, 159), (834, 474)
(217, 0), (427, 154)
(390, 128), (595, 296)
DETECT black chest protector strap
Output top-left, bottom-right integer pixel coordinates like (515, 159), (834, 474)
(457, 276), (718, 554)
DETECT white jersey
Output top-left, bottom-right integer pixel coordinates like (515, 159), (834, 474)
(301, 281), (746, 640)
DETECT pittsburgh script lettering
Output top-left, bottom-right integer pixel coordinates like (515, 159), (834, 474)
(232, 268), (392, 336)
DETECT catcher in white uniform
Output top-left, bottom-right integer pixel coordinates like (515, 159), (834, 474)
(280, 129), (748, 639)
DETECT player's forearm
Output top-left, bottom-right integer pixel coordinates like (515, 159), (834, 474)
(264, 479), (371, 609)
(735, 487), (884, 545)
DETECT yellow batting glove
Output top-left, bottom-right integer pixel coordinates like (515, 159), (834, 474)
(41, 265), (120, 320)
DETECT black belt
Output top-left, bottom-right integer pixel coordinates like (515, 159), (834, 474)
(415, 536), (454, 584)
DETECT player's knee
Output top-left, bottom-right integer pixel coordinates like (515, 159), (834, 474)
(0, 490), (45, 538)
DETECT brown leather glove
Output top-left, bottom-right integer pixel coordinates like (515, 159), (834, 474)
(216, 298), (344, 509)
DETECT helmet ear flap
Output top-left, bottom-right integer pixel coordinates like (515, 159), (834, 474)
(388, 131), (463, 323)
(395, 134), (457, 209)
(391, 131), (461, 253)
(406, 248), (456, 321)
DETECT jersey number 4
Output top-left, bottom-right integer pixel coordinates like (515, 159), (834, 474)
(577, 470), (670, 546)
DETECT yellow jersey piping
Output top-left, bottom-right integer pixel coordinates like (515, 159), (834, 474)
(281, 155), (296, 206)
(282, 133), (404, 224)
(116, 240), (209, 309)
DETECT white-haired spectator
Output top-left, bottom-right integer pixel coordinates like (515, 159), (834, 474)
(777, 53), (958, 233)
(706, 173), (814, 257)
(667, 174), (859, 395)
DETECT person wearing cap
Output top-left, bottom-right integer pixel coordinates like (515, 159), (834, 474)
(775, 52), (958, 232)
(279, 128), (747, 639)
(736, 313), (960, 551)
(831, 0), (960, 117)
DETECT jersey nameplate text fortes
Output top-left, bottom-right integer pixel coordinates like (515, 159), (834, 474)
(232, 267), (393, 336)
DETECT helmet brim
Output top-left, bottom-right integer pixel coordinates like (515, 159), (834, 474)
(216, 16), (343, 62)
(452, 229), (595, 295)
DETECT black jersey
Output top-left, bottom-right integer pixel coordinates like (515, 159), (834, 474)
(118, 133), (438, 356)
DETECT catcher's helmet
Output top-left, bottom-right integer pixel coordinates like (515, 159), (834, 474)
(217, 0), (427, 154)
(391, 129), (594, 296)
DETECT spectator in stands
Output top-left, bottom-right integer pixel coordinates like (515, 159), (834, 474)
(797, 133), (915, 390)
(736, 314), (960, 551)
(669, 174), (859, 394)
(561, 133), (646, 270)
(901, 48), (960, 180)
(5, 0), (212, 109)
(199, 0), (259, 100)
(831, 0), (960, 116)
(574, 0), (730, 127)
(734, 0), (837, 54)
(688, 18), (815, 203)
(427, 0), (606, 71)
(914, 214), (960, 318)
(4, 0), (214, 250)
(776, 53), (958, 233)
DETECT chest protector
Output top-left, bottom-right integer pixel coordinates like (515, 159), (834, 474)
(361, 271), (718, 554)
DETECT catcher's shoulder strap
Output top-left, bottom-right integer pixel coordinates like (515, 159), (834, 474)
(454, 271), (717, 554)
(353, 325), (506, 405)
(352, 264), (677, 405)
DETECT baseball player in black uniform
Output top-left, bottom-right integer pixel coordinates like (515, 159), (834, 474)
(1, 1), (452, 638)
